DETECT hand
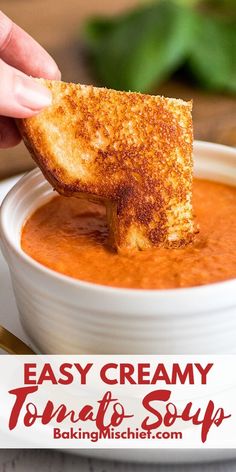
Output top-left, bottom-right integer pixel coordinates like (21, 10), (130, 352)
(0, 10), (61, 148)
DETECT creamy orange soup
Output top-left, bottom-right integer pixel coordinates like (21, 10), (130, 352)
(21, 179), (236, 289)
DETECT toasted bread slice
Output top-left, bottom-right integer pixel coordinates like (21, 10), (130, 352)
(17, 79), (194, 252)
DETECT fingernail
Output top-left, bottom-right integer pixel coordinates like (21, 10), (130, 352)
(14, 75), (52, 110)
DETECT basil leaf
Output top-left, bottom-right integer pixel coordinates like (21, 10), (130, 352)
(84, 17), (116, 44)
(203, 0), (236, 18)
(84, 1), (195, 92)
(189, 14), (236, 93)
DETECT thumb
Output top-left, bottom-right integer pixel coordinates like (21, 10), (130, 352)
(0, 59), (52, 119)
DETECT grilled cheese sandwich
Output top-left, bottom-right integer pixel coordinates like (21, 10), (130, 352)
(17, 79), (195, 252)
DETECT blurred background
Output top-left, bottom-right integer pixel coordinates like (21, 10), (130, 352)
(0, 0), (235, 180)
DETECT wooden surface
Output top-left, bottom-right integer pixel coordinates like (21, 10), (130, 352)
(0, 450), (236, 472)
(0, 0), (235, 180)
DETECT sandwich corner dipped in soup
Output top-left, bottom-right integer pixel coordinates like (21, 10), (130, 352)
(18, 80), (236, 289)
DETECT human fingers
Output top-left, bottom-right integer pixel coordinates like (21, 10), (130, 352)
(0, 116), (21, 148)
(0, 58), (52, 119)
(0, 10), (61, 80)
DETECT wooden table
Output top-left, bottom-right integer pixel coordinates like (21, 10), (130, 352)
(0, 449), (236, 472)
(0, 0), (235, 181)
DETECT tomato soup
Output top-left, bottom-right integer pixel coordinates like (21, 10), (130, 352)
(21, 179), (236, 289)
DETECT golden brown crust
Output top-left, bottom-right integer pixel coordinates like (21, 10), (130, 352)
(17, 79), (194, 251)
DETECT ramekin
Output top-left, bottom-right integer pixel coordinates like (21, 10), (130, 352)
(0, 141), (236, 354)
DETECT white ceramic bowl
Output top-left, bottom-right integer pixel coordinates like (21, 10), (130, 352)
(0, 140), (236, 355)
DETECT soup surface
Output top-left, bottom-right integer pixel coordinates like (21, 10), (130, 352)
(21, 179), (236, 289)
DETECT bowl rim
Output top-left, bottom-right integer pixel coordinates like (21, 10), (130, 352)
(1, 139), (236, 300)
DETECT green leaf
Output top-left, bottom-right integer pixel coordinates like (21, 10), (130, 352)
(84, 17), (116, 44)
(84, 1), (195, 92)
(188, 14), (236, 93)
(203, 0), (236, 18)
